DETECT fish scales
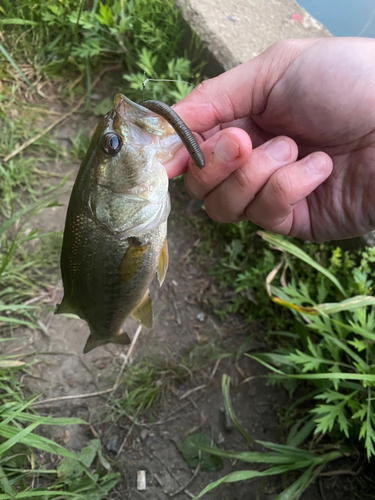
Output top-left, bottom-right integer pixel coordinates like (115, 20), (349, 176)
(56, 94), (182, 353)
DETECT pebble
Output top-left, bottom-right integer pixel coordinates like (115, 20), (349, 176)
(196, 312), (205, 322)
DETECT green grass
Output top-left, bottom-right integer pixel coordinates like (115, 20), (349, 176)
(191, 215), (373, 332)
(0, 199), (62, 330)
(0, 85), (67, 217)
(183, 222), (375, 498)
(191, 375), (343, 500)
(0, 352), (120, 498)
(0, 0), (202, 104)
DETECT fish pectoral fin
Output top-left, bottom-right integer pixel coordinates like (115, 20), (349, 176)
(55, 296), (77, 315)
(83, 331), (131, 354)
(157, 238), (169, 286)
(131, 292), (153, 328)
(118, 243), (149, 284)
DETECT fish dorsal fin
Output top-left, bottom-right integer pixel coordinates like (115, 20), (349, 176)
(83, 331), (131, 354)
(118, 243), (148, 284)
(131, 292), (153, 328)
(157, 238), (168, 286)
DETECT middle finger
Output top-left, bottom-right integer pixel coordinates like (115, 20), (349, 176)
(204, 136), (298, 223)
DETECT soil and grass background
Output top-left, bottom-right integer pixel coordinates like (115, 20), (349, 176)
(1, 1), (375, 499)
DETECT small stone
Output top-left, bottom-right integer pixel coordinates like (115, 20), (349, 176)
(228, 15), (241, 22)
(196, 312), (205, 322)
(217, 432), (225, 444)
(140, 429), (149, 440)
(105, 435), (120, 454)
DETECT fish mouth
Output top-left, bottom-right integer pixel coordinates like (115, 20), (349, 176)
(112, 94), (173, 137)
(114, 94), (150, 117)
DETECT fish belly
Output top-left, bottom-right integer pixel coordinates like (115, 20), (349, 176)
(57, 208), (167, 340)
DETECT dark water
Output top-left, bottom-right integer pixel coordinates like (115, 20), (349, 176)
(297, 0), (375, 37)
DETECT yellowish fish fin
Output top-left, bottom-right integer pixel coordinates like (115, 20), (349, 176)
(157, 239), (168, 286)
(118, 244), (149, 284)
(55, 296), (77, 315)
(83, 331), (131, 354)
(131, 292), (153, 328)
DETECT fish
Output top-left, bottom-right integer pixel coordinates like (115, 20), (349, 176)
(55, 94), (187, 353)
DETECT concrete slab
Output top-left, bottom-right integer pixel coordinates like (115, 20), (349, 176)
(177, 0), (331, 71)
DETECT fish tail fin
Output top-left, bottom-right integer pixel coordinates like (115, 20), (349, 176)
(83, 331), (131, 354)
(55, 296), (77, 315)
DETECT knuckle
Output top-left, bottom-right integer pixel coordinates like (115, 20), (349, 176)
(270, 38), (300, 55)
(194, 79), (215, 99)
(270, 168), (293, 201)
(232, 165), (254, 191)
(244, 204), (261, 226)
(193, 79), (223, 125)
(271, 39), (291, 52)
(184, 165), (209, 200)
(206, 204), (241, 224)
(205, 203), (228, 223)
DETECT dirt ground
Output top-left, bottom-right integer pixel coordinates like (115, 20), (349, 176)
(2, 99), (366, 500)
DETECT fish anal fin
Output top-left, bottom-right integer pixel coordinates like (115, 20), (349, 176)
(118, 243), (149, 284)
(157, 238), (168, 286)
(83, 331), (131, 354)
(131, 292), (153, 328)
(55, 296), (77, 315)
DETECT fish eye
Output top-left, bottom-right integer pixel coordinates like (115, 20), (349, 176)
(102, 133), (122, 155)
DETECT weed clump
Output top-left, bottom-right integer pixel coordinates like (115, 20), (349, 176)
(189, 219), (375, 498)
(0, 0), (201, 103)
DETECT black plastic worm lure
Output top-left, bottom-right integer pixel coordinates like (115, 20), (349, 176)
(141, 100), (205, 169)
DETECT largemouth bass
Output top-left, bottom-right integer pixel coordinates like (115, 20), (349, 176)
(56, 94), (185, 353)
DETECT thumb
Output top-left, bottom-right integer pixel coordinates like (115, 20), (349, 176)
(173, 39), (317, 132)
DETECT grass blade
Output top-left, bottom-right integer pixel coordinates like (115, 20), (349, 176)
(222, 374), (254, 443)
(197, 445), (315, 464)
(0, 424), (80, 459)
(0, 464), (16, 498)
(0, 360), (25, 368)
(0, 420), (46, 456)
(0, 316), (39, 329)
(0, 43), (35, 90)
(318, 295), (375, 314)
(0, 19), (38, 26)
(258, 231), (347, 297)
(193, 462), (314, 499)
(0, 492), (80, 499)
(273, 464), (315, 500)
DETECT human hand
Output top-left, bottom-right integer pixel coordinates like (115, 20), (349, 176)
(165, 37), (375, 242)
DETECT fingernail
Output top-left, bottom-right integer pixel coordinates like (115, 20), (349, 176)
(215, 134), (240, 163)
(265, 138), (291, 161)
(305, 153), (327, 174)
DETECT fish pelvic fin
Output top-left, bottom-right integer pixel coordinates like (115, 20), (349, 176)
(157, 238), (169, 286)
(83, 331), (131, 354)
(55, 296), (77, 315)
(131, 291), (153, 328)
(118, 243), (149, 284)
